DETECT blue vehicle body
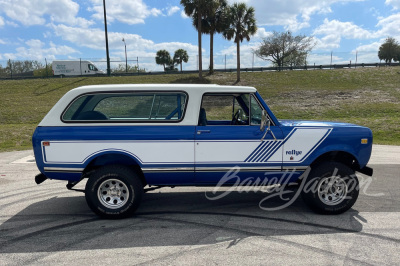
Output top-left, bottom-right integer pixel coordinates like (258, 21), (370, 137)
(32, 85), (373, 189)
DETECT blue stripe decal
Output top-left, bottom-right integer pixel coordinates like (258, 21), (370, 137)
(259, 141), (282, 162)
(255, 141), (276, 161)
(251, 141), (277, 162)
(245, 141), (268, 162)
(245, 140), (272, 162)
(245, 128), (297, 163)
(261, 128), (299, 162)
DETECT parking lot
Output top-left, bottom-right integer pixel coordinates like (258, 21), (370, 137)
(0, 146), (399, 265)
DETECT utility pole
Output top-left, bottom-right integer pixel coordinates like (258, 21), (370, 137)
(122, 38), (127, 73)
(355, 51), (358, 69)
(103, 0), (111, 76)
(45, 58), (48, 77)
(225, 54), (226, 71)
(9, 59), (12, 79)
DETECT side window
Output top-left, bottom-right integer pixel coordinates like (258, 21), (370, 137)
(62, 96), (87, 120)
(94, 95), (154, 119)
(62, 92), (187, 122)
(250, 95), (263, 125)
(88, 64), (95, 71)
(200, 94), (249, 126)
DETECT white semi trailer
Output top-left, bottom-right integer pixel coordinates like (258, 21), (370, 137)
(52, 60), (104, 76)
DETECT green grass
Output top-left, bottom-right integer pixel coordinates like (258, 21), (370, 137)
(0, 67), (399, 152)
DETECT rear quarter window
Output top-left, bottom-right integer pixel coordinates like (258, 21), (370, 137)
(62, 91), (188, 123)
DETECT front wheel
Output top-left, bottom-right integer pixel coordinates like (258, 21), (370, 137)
(85, 165), (143, 219)
(301, 162), (359, 214)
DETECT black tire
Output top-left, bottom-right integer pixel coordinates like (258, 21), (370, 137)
(301, 162), (359, 214)
(85, 165), (143, 219)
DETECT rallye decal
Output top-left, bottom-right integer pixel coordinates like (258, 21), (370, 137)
(244, 127), (333, 163)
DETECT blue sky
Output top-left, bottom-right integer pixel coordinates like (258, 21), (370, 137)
(1, 0), (400, 71)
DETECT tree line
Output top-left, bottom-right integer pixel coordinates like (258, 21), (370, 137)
(0, 60), (53, 78)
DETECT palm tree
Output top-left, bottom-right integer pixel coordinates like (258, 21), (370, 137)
(173, 49), (190, 72)
(155, 50), (172, 71)
(180, 0), (211, 79)
(192, 0), (228, 74)
(223, 3), (257, 82)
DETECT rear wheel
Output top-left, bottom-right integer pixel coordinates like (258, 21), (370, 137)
(85, 165), (143, 219)
(301, 162), (359, 214)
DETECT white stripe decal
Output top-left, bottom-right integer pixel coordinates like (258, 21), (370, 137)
(41, 127), (332, 167)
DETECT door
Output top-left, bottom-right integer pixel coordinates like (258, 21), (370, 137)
(195, 93), (284, 184)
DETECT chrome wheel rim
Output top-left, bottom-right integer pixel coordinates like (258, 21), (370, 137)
(317, 175), (348, 206)
(97, 179), (130, 209)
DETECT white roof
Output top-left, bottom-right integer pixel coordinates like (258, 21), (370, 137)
(67, 84), (256, 94)
(39, 84), (258, 127)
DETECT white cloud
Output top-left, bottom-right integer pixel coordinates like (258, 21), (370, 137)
(0, 0), (94, 26)
(51, 24), (154, 50)
(228, 0), (365, 31)
(313, 19), (375, 50)
(219, 43), (257, 56)
(6, 21), (19, 27)
(0, 16), (4, 27)
(253, 27), (272, 40)
(312, 13), (400, 51)
(51, 24), (199, 54)
(314, 35), (341, 50)
(4, 39), (78, 60)
(181, 10), (189, 19)
(376, 13), (400, 39)
(166, 6), (180, 16)
(385, 0), (400, 9)
(354, 41), (382, 52)
(89, 0), (161, 25)
(314, 19), (375, 39)
(0, 39), (6, 45)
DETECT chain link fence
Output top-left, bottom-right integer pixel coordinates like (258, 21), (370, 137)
(0, 51), (398, 79)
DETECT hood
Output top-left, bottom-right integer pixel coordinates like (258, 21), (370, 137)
(279, 120), (361, 128)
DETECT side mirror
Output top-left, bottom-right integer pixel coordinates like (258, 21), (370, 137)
(260, 110), (277, 142)
(260, 110), (268, 132)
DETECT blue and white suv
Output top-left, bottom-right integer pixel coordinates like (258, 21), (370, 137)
(32, 84), (373, 218)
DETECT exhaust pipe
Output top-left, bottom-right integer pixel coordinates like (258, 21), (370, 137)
(35, 173), (47, 184)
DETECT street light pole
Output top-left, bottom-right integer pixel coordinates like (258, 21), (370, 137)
(122, 38), (127, 73)
(103, 0), (111, 76)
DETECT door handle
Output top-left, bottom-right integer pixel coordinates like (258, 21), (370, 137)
(197, 130), (211, 134)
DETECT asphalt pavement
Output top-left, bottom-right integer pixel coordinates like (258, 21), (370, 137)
(0, 145), (399, 265)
